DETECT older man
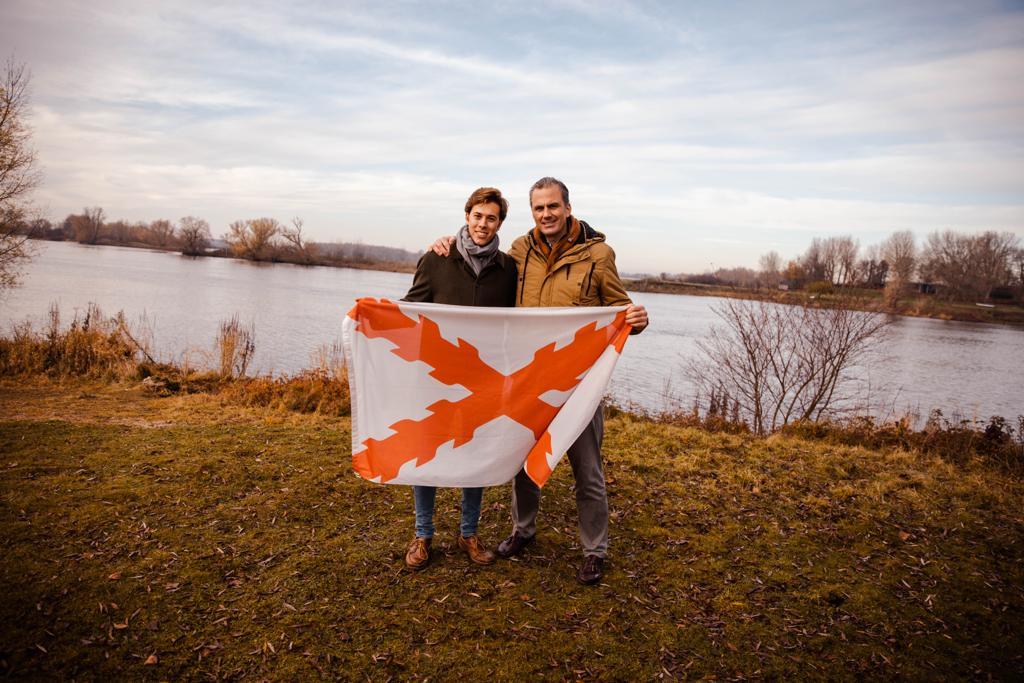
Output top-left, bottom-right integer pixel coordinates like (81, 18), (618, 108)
(433, 177), (648, 584)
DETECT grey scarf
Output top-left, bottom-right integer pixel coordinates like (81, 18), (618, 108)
(455, 224), (499, 276)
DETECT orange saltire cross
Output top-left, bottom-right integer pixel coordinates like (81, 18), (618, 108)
(347, 299), (630, 484)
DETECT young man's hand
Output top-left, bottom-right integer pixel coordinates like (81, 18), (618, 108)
(430, 236), (455, 256)
(625, 304), (649, 334)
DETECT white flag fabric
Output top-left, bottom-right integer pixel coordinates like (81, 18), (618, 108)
(341, 298), (631, 488)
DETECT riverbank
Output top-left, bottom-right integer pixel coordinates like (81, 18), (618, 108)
(1, 375), (1022, 679)
(623, 278), (1024, 326)
(25, 238), (1023, 325)
(29, 236), (419, 274)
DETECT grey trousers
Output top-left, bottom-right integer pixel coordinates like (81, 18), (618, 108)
(511, 406), (608, 558)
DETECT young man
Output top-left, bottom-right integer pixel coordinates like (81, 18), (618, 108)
(432, 177), (649, 584)
(401, 187), (518, 570)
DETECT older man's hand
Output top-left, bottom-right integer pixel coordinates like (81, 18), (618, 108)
(430, 236), (455, 256)
(625, 304), (649, 334)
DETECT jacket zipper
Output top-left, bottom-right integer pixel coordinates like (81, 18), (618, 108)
(519, 243), (535, 305)
(584, 262), (596, 298)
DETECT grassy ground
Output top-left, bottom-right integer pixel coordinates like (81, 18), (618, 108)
(1, 377), (1022, 680)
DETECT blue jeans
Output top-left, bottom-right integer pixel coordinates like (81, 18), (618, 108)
(413, 486), (483, 538)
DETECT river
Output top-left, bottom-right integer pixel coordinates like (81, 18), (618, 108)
(2, 241), (1021, 422)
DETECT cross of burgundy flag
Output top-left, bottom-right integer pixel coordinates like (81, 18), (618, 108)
(342, 298), (631, 488)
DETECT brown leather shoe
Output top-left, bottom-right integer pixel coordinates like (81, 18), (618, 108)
(457, 534), (495, 565)
(405, 537), (431, 570)
(577, 555), (604, 585)
(495, 531), (535, 559)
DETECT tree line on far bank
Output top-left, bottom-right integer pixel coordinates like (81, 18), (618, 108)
(11, 210), (1023, 305)
(11, 209), (422, 269)
(656, 230), (1024, 304)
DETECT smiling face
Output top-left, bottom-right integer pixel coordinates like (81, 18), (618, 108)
(530, 185), (572, 242)
(465, 201), (503, 246)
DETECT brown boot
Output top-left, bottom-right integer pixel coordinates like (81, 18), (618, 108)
(496, 531), (534, 558)
(457, 534), (495, 565)
(577, 555), (605, 585)
(405, 537), (431, 570)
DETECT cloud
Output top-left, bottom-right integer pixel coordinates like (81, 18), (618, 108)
(4, 0), (1023, 274)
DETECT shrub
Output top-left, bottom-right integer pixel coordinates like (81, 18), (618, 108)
(0, 304), (151, 380)
(217, 315), (255, 378)
(781, 411), (1024, 474)
(216, 368), (351, 416)
(806, 280), (834, 296)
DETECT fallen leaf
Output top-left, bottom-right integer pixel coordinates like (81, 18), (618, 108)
(144, 654), (158, 665)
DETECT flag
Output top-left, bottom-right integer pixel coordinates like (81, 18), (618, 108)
(342, 298), (631, 488)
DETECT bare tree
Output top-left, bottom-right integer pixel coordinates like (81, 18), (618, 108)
(833, 236), (859, 286)
(920, 230), (1019, 301)
(801, 238), (826, 282)
(178, 216), (210, 256)
(856, 244), (888, 288)
(813, 236), (859, 285)
(149, 219), (176, 247)
(106, 219), (132, 243)
(971, 231), (1019, 297)
(758, 250), (782, 288)
(820, 238), (840, 283)
(689, 298), (890, 435)
(226, 217), (280, 260)
(782, 259), (805, 286)
(880, 230), (916, 284)
(0, 57), (42, 289)
(280, 217), (318, 265)
(715, 266), (758, 288)
(72, 206), (105, 244)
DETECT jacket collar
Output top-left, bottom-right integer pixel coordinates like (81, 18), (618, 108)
(528, 218), (604, 249)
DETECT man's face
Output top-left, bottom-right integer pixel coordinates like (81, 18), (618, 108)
(465, 201), (502, 246)
(530, 185), (571, 241)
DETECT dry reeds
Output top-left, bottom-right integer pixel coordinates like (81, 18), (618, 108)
(216, 342), (350, 416)
(216, 315), (255, 378)
(782, 411), (1024, 474)
(0, 303), (153, 380)
(0, 304), (350, 417)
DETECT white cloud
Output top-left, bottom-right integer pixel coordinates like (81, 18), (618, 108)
(5, 0), (1023, 274)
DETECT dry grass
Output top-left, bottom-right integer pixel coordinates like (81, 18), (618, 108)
(216, 369), (351, 417)
(0, 378), (1022, 679)
(0, 305), (350, 418)
(0, 303), (149, 380)
(1, 308), (1022, 677)
(216, 316), (256, 378)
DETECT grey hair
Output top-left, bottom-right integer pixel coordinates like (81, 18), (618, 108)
(529, 177), (570, 205)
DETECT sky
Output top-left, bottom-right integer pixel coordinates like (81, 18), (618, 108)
(3, 0), (1023, 274)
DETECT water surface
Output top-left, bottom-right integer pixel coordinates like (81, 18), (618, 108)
(3, 241), (1021, 422)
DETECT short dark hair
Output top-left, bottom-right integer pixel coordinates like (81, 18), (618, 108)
(529, 177), (570, 206)
(464, 187), (508, 222)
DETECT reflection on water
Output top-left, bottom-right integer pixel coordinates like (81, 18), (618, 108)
(3, 241), (1022, 421)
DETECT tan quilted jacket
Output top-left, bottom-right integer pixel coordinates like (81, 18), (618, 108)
(507, 219), (632, 309)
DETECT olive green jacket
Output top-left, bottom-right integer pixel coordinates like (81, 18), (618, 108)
(507, 218), (632, 309)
